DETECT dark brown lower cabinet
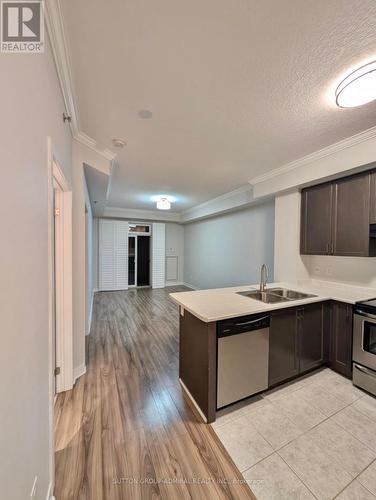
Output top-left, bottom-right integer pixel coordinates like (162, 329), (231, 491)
(299, 303), (329, 373)
(329, 301), (353, 378)
(269, 302), (328, 386)
(269, 307), (299, 386)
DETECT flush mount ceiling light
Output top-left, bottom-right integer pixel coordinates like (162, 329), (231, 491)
(112, 138), (127, 148)
(156, 197), (171, 210)
(335, 61), (376, 108)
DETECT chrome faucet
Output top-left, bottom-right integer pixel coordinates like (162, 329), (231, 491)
(260, 263), (269, 292)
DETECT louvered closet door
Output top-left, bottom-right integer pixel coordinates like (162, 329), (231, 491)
(152, 223), (165, 289)
(99, 220), (128, 291)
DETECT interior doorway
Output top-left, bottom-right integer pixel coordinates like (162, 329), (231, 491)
(49, 156), (73, 394)
(128, 224), (151, 287)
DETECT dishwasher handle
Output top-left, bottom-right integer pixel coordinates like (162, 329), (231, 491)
(218, 313), (270, 337)
(236, 315), (269, 327)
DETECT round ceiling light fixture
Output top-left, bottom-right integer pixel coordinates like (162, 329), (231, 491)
(112, 138), (127, 148)
(156, 197), (171, 210)
(335, 61), (376, 108)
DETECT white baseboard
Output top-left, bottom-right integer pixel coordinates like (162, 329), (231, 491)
(165, 281), (184, 287)
(46, 481), (53, 500)
(87, 289), (97, 335)
(73, 363), (86, 384)
(181, 281), (199, 290)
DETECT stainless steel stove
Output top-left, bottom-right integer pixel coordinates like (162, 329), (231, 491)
(353, 298), (376, 396)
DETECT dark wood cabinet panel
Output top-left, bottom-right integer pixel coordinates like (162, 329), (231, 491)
(179, 311), (217, 422)
(370, 172), (376, 224)
(330, 301), (353, 378)
(300, 169), (376, 257)
(299, 303), (328, 373)
(269, 308), (299, 386)
(301, 183), (333, 255)
(332, 173), (371, 256)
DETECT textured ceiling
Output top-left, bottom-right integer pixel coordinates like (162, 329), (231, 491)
(61, 0), (376, 212)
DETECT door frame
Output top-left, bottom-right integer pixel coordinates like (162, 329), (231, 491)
(47, 137), (73, 495)
(128, 234), (138, 287)
(49, 144), (73, 393)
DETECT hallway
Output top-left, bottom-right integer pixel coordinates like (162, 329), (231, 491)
(54, 287), (254, 499)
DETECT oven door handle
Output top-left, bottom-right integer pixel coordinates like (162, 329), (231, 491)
(355, 311), (376, 322)
(354, 363), (376, 379)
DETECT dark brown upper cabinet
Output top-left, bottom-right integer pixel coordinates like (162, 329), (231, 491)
(301, 183), (333, 255)
(370, 172), (376, 224)
(301, 169), (376, 257)
(332, 174), (370, 256)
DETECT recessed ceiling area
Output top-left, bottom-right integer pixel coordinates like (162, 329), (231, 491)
(61, 0), (376, 213)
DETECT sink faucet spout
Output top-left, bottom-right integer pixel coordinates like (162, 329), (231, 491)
(260, 264), (269, 292)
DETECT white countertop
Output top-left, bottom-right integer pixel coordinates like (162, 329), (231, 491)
(169, 280), (376, 323)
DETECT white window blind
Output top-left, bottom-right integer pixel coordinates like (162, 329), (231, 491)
(99, 219), (128, 291)
(152, 223), (165, 289)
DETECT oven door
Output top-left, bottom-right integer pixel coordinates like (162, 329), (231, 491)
(353, 312), (376, 371)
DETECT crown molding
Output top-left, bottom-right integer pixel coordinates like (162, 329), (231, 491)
(103, 206), (182, 223)
(181, 185), (255, 223)
(75, 132), (117, 161)
(45, 0), (116, 163)
(45, 0), (79, 137)
(249, 125), (376, 186)
(181, 185), (253, 216)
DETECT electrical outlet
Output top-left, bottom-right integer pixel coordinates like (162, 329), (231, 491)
(326, 266), (333, 276)
(314, 266), (321, 275)
(30, 476), (37, 497)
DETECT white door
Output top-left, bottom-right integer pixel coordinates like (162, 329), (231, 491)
(99, 219), (129, 290)
(152, 223), (166, 289)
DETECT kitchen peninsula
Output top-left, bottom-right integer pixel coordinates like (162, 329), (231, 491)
(170, 281), (376, 423)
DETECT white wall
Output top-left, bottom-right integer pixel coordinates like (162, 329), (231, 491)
(183, 201), (275, 290)
(0, 37), (72, 500)
(84, 176), (94, 335)
(92, 217), (99, 291)
(165, 223), (184, 284)
(71, 142), (111, 376)
(274, 190), (310, 283)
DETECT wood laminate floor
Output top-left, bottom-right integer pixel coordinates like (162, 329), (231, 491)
(54, 286), (255, 500)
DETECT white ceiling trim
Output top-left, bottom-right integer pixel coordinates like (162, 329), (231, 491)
(75, 132), (117, 162)
(45, 0), (79, 136)
(249, 124), (376, 186)
(45, 0), (116, 162)
(181, 185), (254, 223)
(103, 206), (182, 223)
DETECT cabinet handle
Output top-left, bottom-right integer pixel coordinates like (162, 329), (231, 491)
(326, 243), (330, 254)
(331, 242), (334, 255)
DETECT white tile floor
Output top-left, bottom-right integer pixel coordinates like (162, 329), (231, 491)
(212, 368), (376, 500)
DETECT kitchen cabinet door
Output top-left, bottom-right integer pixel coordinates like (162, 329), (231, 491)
(332, 173), (371, 256)
(299, 303), (328, 374)
(330, 301), (353, 378)
(370, 172), (376, 224)
(269, 308), (299, 386)
(301, 183), (333, 255)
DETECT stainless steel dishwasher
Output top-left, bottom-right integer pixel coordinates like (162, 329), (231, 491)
(217, 312), (270, 409)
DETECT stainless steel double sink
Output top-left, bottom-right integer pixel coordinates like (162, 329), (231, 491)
(236, 288), (317, 303)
